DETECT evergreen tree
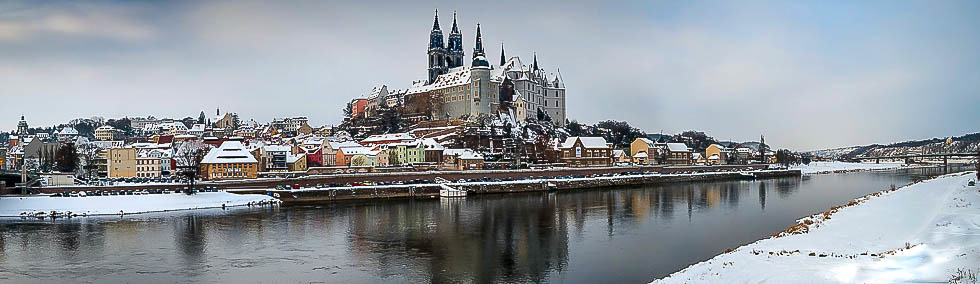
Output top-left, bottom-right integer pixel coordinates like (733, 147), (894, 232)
(55, 143), (78, 172)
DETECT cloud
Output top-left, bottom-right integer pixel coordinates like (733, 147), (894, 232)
(0, 0), (978, 151)
(0, 3), (155, 42)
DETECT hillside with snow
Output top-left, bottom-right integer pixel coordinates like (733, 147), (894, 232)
(805, 133), (980, 159)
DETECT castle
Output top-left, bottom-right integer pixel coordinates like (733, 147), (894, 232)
(352, 10), (566, 127)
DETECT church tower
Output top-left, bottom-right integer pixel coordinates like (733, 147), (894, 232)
(427, 9), (448, 84)
(446, 11), (464, 68)
(16, 115), (28, 135)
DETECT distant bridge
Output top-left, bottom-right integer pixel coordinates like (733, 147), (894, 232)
(854, 152), (978, 167)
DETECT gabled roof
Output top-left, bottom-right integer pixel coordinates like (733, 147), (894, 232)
(612, 149), (626, 158)
(286, 153), (305, 163)
(636, 138), (655, 147)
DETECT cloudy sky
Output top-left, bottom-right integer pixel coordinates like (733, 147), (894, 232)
(1, 0), (978, 150)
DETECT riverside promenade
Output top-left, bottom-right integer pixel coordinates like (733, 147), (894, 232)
(32, 164), (774, 194)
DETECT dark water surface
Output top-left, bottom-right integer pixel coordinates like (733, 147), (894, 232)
(0, 166), (967, 283)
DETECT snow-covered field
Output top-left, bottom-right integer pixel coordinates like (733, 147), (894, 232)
(0, 192), (277, 217)
(655, 172), (980, 283)
(790, 161), (907, 174)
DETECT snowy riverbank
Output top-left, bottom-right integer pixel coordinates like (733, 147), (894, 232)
(0, 192), (278, 217)
(790, 161), (908, 174)
(655, 171), (980, 283)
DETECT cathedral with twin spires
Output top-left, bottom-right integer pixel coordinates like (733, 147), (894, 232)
(354, 9), (566, 127)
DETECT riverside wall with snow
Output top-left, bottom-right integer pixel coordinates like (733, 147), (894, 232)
(0, 192), (278, 217)
(268, 169), (801, 205)
(33, 164), (770, 194)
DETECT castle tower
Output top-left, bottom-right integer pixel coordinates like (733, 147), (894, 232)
(427, 9), (448, 84)
(446, 11), (465, 68)
(471, 23), (489, 67)
(470, 23), (491, 116)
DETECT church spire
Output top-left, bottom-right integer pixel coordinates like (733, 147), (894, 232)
(475, 24), (485, 55)
(432, 9), (441, 31)
(451, 11), (460, 34)
(533, 52), (539, 71)
(471, 23), (489, 67)
(500, 42), (506, 66)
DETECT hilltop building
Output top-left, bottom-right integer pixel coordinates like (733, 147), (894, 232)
(352, 10), (566, 126)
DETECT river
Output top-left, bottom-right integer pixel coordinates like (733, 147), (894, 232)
(0, 166), (968, 283)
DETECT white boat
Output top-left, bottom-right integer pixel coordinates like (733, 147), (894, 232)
(439, 184), (466, 198)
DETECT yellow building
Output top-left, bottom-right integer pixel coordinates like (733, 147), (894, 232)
(704, 144), (729, 165)
(95, 125), (123, 141)
(200, 140), (258, 180)
(630, 138), (657, 164)
(287, 154), (307, 172)
(108, 148), (138, 178)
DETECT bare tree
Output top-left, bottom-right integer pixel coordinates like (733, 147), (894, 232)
(175, 140), (209, 195)
(975, 149), (979, 179)
(76, 141), (102, 180)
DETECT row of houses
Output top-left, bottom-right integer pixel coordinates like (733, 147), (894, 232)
(559, 137), (770, 168)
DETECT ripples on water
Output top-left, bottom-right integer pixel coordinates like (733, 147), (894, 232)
(0, 166), (966, 283)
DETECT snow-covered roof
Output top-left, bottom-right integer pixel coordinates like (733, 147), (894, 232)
(329, 141), (362, 149)
(420, 138), (444, 150)
(667, 143), (690, 152)
(407, 67), (472, 93)
(202, 141), (258, 164)
(443, 148), (484, 160)
(360, 133), (414, 144)
(612, 149), (626, 158)
(58, 127), (78, 135)
(693, 153), (703, 160)
(286, 153), (305, 163)
(263, 145), (291, 153)
(708, 154), (721, 160)
(560, 137), (610, 149)
(633, 152), (648, 158)
(340, 146), (376, 156)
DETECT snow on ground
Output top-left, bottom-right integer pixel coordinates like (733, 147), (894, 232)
(0, 192), (277, 217)
(655, 172), (980, 283)
(790, 161), (907, 174)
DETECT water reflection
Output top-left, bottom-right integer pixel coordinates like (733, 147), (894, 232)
(0, 166), (969, 283)
(176, 215), (208, 273)
(759, 181), (767, 211)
